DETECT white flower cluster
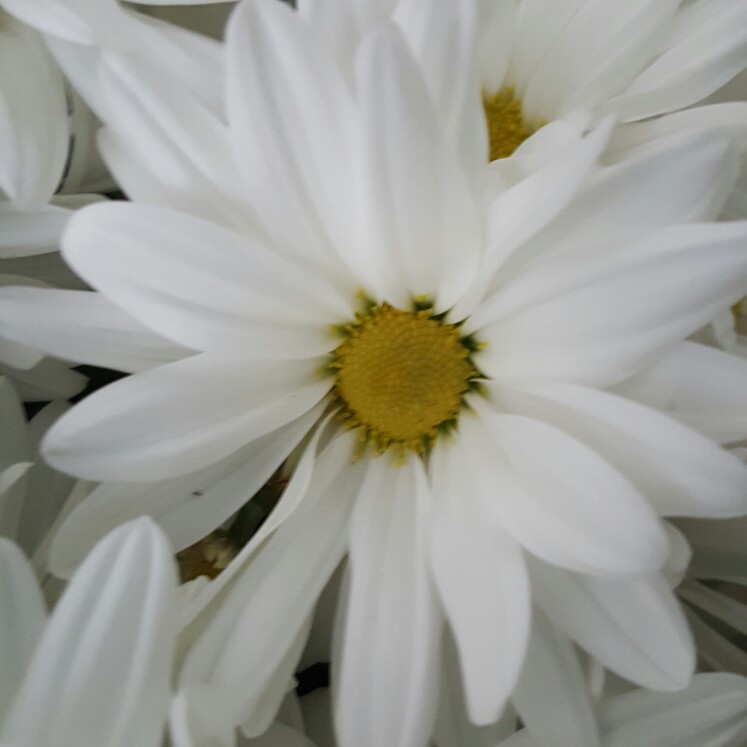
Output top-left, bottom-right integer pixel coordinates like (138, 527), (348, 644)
(0, 0), (746, 745)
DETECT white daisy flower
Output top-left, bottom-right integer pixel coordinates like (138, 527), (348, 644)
(2, 0), (747, 739)
(0, 517), (177, 747)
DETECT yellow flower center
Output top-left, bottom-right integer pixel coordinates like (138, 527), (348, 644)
(330, 302), (480, 455)
(483, 87), (536, 161)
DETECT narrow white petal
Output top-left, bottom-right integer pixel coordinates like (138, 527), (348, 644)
(62, 202), (352, 359)
(42, 354), (330, 482)
(453, 119), (612, 318)
(474, 223), (747, 387)
(464, 408), (669, 575)
(476, 0), (516, 93)
(335, 457), (440, 747)
(529, 559), (695, 691)
(0, 539), (46, 724)
(169, 685), (236, 747)
(0, 377), (29, 471)
(430, 440), (530, 725)
(495, 381), (747, 518)
(0, 20), (68, 209)
(226, 0), (357, 277)
(49, 405), (322, 577)
(0, 203), (70, 258)
(180, 434), (362, 727)
(599, 673), (747, 747)
(604, 0), (747, 120)
(355, 26), (482, 310)
(619, 342), (747, 444)
(395, 0), (487, 173)
(0, 358), (86, 402)
(508, 130), (737, 273)
(0, 288), (191, 373)
(511, 609), (600, 747)
(1, 518), (178, 747)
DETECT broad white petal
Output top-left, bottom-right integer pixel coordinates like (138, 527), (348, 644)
(476, 0), (516, 93)
(530, 559), (695, 691)
(0, 203), (70, 258)
(180, 434), (362, 727)
(335, 457), (440, 747)
(619, 342), (747, 444)
(1, 518), (178, 747)
(226, 0), (356, 278)
(463, 408), (669, 575)
(430, 440), (530, 724)
(511, 609), (600, 747)
(0, 288), (190, 373)
(599, 673), (747, 747)
(0, 539), (46, 724)
(0, 19), (68, 209)
(355, 26), (482, 310)
(452, 118), (612, 320)
(42, 354), (330, 482)
(473, 223), (747, 387)
(495, 381), (747, 518)
(604, 0), (747, 120)
(509, 130), (737, 273)
(62, 202), (352, 359)
(49, 405), (322, 577)
(395, 0), (487, 173)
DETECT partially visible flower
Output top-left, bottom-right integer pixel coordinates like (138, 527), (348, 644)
(0, 517), (177, 747)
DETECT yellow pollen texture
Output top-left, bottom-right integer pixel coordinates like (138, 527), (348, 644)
(331, 303), (476, 454)
(483, 87), (535, 161)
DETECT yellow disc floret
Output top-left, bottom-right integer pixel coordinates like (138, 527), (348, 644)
(483, 87), (536, 161)
(329, 302), (480, 455)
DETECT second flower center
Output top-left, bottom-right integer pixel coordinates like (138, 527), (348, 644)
(483, 86), (536, 161)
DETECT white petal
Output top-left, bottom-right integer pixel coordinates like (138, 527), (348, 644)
(0, 377), (28, 471)
(355, 26), (482, 310)
(559, 0), (682, 113)
(507, 130), (737, 273)
(395, 0), (487, 173)
(511, 609), (600, 747)
(180, 435), (362, 727)
(433, 631), (519, 747)
(619, 342), (747, 444)
(0, 203), (70, 258)
(0, 539), (46, 724)
(62, 202), (352, 359)
(0, 358), (86, 402)
(495, 381), (747, 518)
(335, 457), (440, 747)
(606, 102), (747, 158)
(50, 405), (321, 577)
(169, 685), (236, 747)
(678, 581), (747, 636)
(429, 440), (530, 724)
(529, 559), (695, 691)
(226, 0), (357, 278)
(0, 0), (125, 44)
(599, 672), (747, 747)
(42, 354), (330, 482)
(476, 0), (516, 93)
(1, 518), (178, 747)
(471, 119), (612, 295)
(604, 0), (747, 120)
(463, 407), (669, 575)
(0, 19), (68, 209)
(473, 222), (747, 387)
(0, 288), (191, 373)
